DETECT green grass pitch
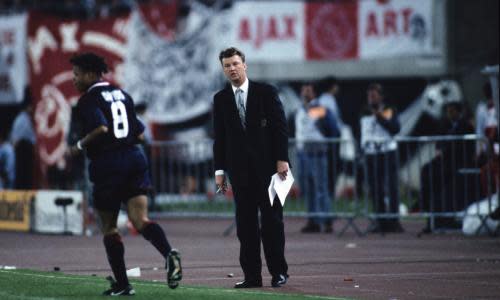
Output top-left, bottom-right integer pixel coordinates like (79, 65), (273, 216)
(0, 269), (348, 300)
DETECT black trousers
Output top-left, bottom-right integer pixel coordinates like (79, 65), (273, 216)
(233, 181), (288, 280)
(365, 151), (400, 227)
(14, 140), (34, 189)
(420, 156), (477, 228)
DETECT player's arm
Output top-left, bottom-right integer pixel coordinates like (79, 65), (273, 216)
(67, 125), (108, 156)
(134, 116), (146, 144)
(136, 132), (145, 143)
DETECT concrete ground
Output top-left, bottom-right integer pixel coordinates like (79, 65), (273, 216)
(1, 218), (500, 299)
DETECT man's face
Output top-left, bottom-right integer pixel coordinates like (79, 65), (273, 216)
(367, 89), (382, 107)
(72, 66), (94, 93)
(221, 55), (247, 86)
(329, 84), (339, 96)
(301, 84), (316, 103)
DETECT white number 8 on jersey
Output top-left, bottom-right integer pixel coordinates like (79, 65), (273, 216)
(110, 100), (129, 138)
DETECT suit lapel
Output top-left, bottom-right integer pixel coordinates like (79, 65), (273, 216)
(245, 81), (257, 126)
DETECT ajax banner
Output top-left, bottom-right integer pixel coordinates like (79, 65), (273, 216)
(358, 0), (436, 58)
(227, 0), (439, 61)
(27, 12), (129, 179)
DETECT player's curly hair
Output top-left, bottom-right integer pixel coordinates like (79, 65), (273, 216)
(69, 52), (109, 75)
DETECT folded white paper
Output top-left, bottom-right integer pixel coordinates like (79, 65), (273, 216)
(268, 171), (294, 206)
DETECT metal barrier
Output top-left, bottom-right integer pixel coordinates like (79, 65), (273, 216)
(147, 135), (498, 235)
(396, 135), (497, 234)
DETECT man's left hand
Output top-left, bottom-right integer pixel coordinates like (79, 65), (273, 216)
(277, 160), (289, 180)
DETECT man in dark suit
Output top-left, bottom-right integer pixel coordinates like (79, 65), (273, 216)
(213, 47), (290, 288)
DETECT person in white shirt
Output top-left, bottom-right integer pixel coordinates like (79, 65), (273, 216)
(295, 83), (340, 233)
(360, 83), (403, 233)
(317, 76), (345, 202)
(317, 76), (344, 131)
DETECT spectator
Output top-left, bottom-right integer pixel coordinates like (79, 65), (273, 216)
(475, 82), (497, 163)
(360, 83), (403, 233)
(9, 87), (36, 189)
(296, 83), (340, 233)
(317, 76), (344, 198)
(0, 127), (16, 189)
(476, 83), (499, 220)
(420, 101), (475, 231)
(317, 76), (345, 131)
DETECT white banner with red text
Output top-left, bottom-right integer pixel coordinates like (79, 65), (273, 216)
(227, 0), (440, 62)
(359, 0), (436, 58)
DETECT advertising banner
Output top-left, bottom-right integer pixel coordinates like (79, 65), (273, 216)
(32, 190), (84, 235)
(228, 1), (304, 62)
(0, 190), (35, 231)
(359, 0), (435, 58)
(0, 14), (27, 104)
(27, 12), (129, 179)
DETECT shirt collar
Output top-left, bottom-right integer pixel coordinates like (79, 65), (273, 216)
(87, 81), (110, 92)
(231, 78), (249, 95)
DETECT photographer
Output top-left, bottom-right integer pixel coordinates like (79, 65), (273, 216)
(360, 83), (403, 233)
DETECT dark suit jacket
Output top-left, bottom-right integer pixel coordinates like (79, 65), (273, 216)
(213, 80), (289, 188)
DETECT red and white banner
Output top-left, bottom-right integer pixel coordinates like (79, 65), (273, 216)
(359, 0), (435, 58)
(229, 1), (304, 62)
(27, 12), (129, 181)
(227, 0), (439, 62)
(305, 1), (358, 60)
(0, 14), (27, 104)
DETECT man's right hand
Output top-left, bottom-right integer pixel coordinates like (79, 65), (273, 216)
(215, 174), (227, 194)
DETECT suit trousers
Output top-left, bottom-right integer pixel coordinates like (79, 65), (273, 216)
(233, 174), (288, 280)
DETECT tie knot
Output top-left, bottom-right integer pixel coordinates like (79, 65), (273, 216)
(236, 88), (243, 95)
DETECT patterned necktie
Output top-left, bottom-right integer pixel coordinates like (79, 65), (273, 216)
(235, 88), (246, 128)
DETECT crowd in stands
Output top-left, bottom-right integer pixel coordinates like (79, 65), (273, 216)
(0, 0), (226, 18)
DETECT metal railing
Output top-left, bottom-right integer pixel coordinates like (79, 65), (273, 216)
(146, 135), (498, 234)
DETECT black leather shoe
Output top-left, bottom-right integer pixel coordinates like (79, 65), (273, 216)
(301, 222), (321, 233)
(271, 274), (288, 287)
(234, 279), (262, 288)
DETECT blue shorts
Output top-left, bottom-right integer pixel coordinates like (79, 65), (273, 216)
(89, 146), (152, 212)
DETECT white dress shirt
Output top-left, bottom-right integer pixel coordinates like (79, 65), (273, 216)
(231, 77), (249, 110)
